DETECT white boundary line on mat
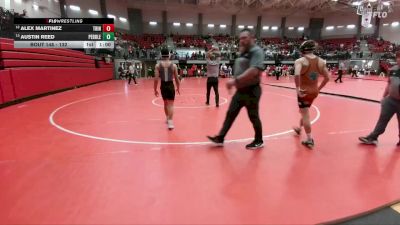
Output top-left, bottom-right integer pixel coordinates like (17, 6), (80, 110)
(49, 92), (320, 145)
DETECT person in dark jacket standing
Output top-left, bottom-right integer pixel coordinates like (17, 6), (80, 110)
(207, 29), (265, 150)
(359, 52), (400, 145)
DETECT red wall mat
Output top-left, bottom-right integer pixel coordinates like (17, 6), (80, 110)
(0, 51), (94, 64)
(0, 69), (16, 103)
(0, 80), (3, 104)
(0, 38), (13, 44)
(10, 68), (112, 100)
(1, 60), (95, 68)
(0, 43), (94, 60)
(97, 61), (113, 68)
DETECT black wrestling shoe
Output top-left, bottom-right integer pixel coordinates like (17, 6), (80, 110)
(293, 127), (301, 136)
(301, 139), (315, 149)
(207, 135), (224, 146)
(205, 102), (210, 106)
(397, 141), (400, 146)
(245, 140), (264, 150)
(359, 136), (378, 145)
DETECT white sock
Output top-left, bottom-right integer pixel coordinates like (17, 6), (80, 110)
(306, 133), (312, 140)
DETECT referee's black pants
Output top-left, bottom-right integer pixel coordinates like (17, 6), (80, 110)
(128, 73), (137, 84)
(335, 70), (343, 82)
(206, 77), (219, 105)
(351, 70), (358, 78)
(219, 85), (263, 142)
(275, 72), (280, 80)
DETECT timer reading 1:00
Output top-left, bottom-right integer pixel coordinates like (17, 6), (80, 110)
(98, 41), (113, 47)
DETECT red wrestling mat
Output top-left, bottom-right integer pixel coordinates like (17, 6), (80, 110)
(0, 78), (399, 224)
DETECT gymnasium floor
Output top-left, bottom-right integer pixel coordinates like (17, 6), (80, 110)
(0, 76), (399, 224)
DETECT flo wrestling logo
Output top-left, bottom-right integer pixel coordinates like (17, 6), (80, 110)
(356, 0), (393, 27)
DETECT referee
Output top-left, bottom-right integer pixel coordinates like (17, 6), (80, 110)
(207, 28), (265, 150)
(359, 52), (400, 145)
(128, 62), (138, 85)
(205, 46), (221, 107)
(335, 61), (344, 83)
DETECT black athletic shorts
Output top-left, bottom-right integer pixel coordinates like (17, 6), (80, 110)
(297, 94), (318, 108)
(161, 81), (175, 100)
(298, 97), (312, 108)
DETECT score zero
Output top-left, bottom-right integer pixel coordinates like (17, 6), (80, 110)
(102, 24), (114, 32)
(102, 32), (114, 41)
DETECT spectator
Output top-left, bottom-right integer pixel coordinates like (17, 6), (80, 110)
(183, 66), (188, 78)
(118, 63), (127, 79)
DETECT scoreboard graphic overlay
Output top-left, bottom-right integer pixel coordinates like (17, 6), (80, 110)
(14, 18), (115, 49)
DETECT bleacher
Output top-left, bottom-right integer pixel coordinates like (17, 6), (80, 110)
(114, 32), (400, 62)
(173, 35), (212, 49)
(262, 38), (286, 45)
(122, 34), (165, 49)
(213, 35), (236, 43)
(318, 38), (357, 51)
(367, 38), (393, 53)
